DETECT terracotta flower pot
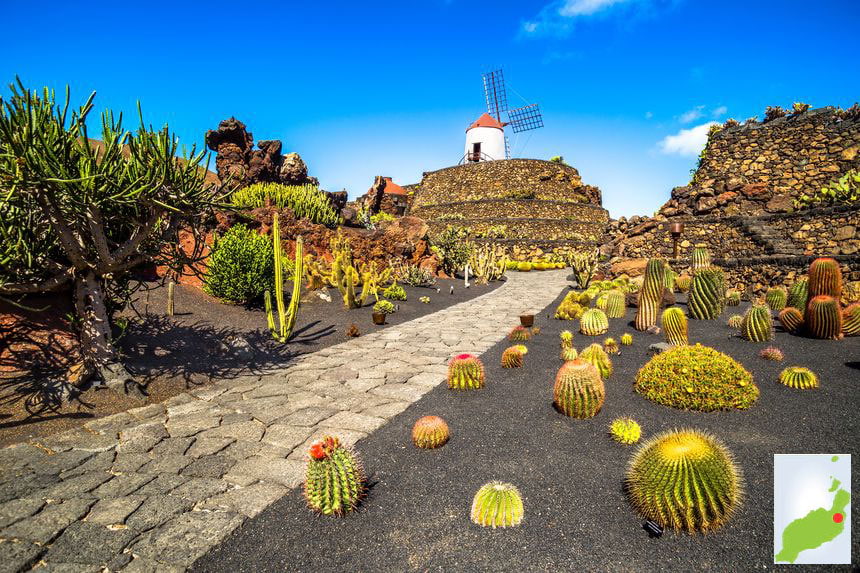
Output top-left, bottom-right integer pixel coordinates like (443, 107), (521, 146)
(372, 312), (386, 325)
(520, 314), (534, 327)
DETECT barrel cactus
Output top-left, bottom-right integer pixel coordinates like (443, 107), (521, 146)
(843, 303), (860, 336)
(580, 308), (609, 336)
(604, 289), (626, 318)
(447, 354), (485, 390)
(553, 359), (605, 418)
(412, 416), (450, 449)
(786, 278), (809, 310)
(304, 436), (365, 516)
(603, 337), (619, 355)
(725, 289), (741, 307)
(759, 346), (784, 361)
(675, 274), (692, 293)
(514, 344), (528, 355)
(595, 292), (609, 311)
(501, 347), (524, 368)
(626, 429), (742, 533)
(470, 482), (524, 528)
(766, 287), (787, 311)
(609, 417), (642, 445)
(620, 333), (633, 346)
(808, 257), (842, 300)
(688, 267), (725, 320)
(778, 307), (804, 334)
(560, 330), (574, 350)
(661, 307), (688, 346)
(561, 347), (579, 361)
(579, 343), (613, 379)
(778, 366), (819, 390)
(663, 264), (677, 293)
(517, 262), (532, 272)
(727, 314), (744, 329)
(508, 325), (532, 342)
(740, 304), (773, 342)
(691, 247), (712, 271)
(806, 295), (843, 340)
(635, 258), (666, 331)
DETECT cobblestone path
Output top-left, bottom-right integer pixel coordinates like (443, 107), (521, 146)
(0, 270), (569, 572)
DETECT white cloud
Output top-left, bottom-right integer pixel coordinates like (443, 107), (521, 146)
(645, 111), (654, 119)
(712, 105), (728, 118)
(521, 0), (635, 36)
(559, 0), (628, 16)
(678, 105), (704, 124)
(659, 122), (718, 157)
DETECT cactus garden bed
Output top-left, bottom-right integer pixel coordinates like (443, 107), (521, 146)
(194, 289), (859, 571)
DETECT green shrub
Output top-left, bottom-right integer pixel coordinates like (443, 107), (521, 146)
(796, 169), (860, 208)
(429, 225), (472, 275)
(231, 183), (340, 226)
(370, 211), (396, 225)
(373, 300), (396, 314)
(204, 224), (274, 304)
(382, 281), (407, 301)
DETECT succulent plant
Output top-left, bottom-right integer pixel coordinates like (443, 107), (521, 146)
(304, 436), (365, 516)
(663, 264), (677, 293)
(514, 344), (529, 355)
(553, 359), (605, 418)
(609, 417), (641, 445)
(373, 300), (396, 314)
(501, 347), (524, 368)
(806, 295), (843, 340)
(382, 281), (407, 301)
(412, 416), (450, 449)
(740, 304), (773, 342)
(635, 258), (665, 331)
(554, 296), (586, 320)
(675, 274), (692, 293)
(580, 308), (609, 336)
(517, 261), (533, 272)
(595, 292), (609, 311)
(725, 289), (741, 306)
(561, 347), (579, 361)
(765, 287), (787, 311)
(727, 314), (744, 329)
(778, 307), (804, 333)
(447, 353), (485, 390)
(470, 482), (524, 528)
(843, 303), (860, 336)
(579, 343), (613, 379)
(635, 343), (758, 411)
(508, 325), (532, 342)
(691, 247), (712, 271)
(560, 330), (574, 350)
(531, 326), (541, 336)
(626, 429), (742, 533)
(603, 337), (620, 355)
(808, 257), (842, 300)
(786, 278), (809, 310)
(689, 267), (725, 320)
(419, 296), (430, 304)
(759, 346), (784, 361)
(620, 333), (633, 345)
(265, 218), (304, 342)
(661, 307), (688, 346)
(604, 290), (626, 318)
(779, 366), (819, 389)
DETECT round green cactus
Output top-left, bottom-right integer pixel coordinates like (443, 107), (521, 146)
(725, 289), (741, 307)
(626, 429), (742, 533)
(808, 257), (842, 300)
(661, 307), (688, 346)
(620, 332), (633, 345)
(740, 304), (773, 342)
(806, 295), (843, 340)
(604, 289), (626, 318)
(595, 292), (609, 311)
(609, 417), (642, 445)
(501, 347), (524, 368)
(778, 307), (804, 334)
(843, 303), (860, 336)
(727, 314), (744, 329)
(560, 347), (578, 361)
(689, 267), (726, 320)
(412, 415), (450, 449)
(603, 337), (619, 355)
(560, 329), (574, 350)
(759, 346), (784, 361)
(580, 308), (609, 336)
(786, 278), (809, 310)
(691, 247), (712, 271)
(470, 482), (524, 528)
(675, 274), (692, 293)
(517, 261), (532, 272)
(779, 366), (819, 390)
(447, 354), (485, 390)
(765, 287), (787, 311)
(579, 343), (613, 379)
(553, 359), (605, 418)
(304, 436), (365, 516)
(635, 258), (665, 331)
(508, 325), (532, 342)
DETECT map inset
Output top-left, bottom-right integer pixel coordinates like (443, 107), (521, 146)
(774, 454), (851, 564)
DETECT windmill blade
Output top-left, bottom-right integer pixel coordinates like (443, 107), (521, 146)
(508, 103), (544, 133)
(482, 69), (508, 121)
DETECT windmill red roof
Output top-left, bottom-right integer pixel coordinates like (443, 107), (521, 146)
(467, 113), (505, 131)
(383, 177), (406, 195)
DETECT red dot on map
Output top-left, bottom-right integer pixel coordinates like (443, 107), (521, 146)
(833, 513), (844, 523)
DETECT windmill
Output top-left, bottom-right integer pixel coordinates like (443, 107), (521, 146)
(463, 69), (544, 163)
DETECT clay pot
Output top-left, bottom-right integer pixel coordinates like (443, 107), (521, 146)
(520, 314), (534, 327)
(372, 312), (386, 325)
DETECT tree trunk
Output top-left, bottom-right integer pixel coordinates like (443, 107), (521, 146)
(74, 270), (142, 397)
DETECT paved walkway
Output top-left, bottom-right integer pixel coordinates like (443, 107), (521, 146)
(0, 271), (568, 572)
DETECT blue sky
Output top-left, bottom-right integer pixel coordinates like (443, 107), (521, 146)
(3, 0), (859, 218)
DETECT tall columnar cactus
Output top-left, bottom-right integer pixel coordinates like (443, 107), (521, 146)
(304, 436), (365, 516)
(661, 307), (688, 346)
(625, 429), (742, 533)
(725, 289), (741, 306)
(635, 258), (665, 331)
(688, 267), (725, 320)
(765, 287), (787, 311)
(663, 263), (677, 293)
(501, 347), (524, 368)
(843, 303), (860, 336)
(580, 343), (613, 379)
(412, 416), (450, 449)
(265, 216), (304, 342)
(620, 333), (633, 346)
(740, 304), (774, 342)
(166, 280), (175, 316)
(580, 308), (609, 336)
(806, 295), (843, 340)
(691, 247), (712, 271)
(604, 290), (626, 318)
(808, 257), (842, 300)
(778, 307), (805, 334)
(786, 278), (809, 310)
(553, 359), (605, 418)
(470, 482), (524, 528)
(447, 354), (486, 390)
(609, 417), (642, 445)
(779, 366), (819, 390)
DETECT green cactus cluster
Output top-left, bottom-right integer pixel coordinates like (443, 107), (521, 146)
(725, 289), (741, 306)
(232, 182), (340, 227)
(759, 346), (784, 361)
(579, 343), (613, 379)
(609, 417), (642, 445)
(786, 278), (809, 310)
(688, 267), (725, 320)
(740, 304), (773, 342)
(470, 482), (524, 528)
(604, 290), (626, 318)
(508, 325), (532, 342)
(412, 416), (450, 449)
(778, 307), (804, 333)
(727, 314), (744, 329)
(447, 354), (485, 390)
(635, 343), (758, 411)
(553, 359), (605, 418)
(626, 429), (742, 533)
(580, 308), (609, 336)
(304, 436), (365, 516)
(501, 346), (524, 368)
(264, 214), (303, 343)
(843, 303), (860, 336)
(382, 281), (407, 301)
(554, 295), (586, 320)
(635, 258), (665, 331)
(603, 337), (619, 355)
(766, 287), (787, 311)
(661, 307), (688, 346)
(778, 366), (819, 390)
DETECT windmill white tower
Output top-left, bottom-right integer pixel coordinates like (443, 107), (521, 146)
(463, 69), (544, 163)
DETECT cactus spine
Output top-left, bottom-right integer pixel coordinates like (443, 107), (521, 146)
(779, 366), (819, 390)
(778, 307), (804, 334)
(603, 337), (619, 355)
(691, 247), (712, 271)
(265, 215), (303, 342)
(765, 287), (787, 311)
(786, 278), (809, 310)
(412, 416), (450, 449)
(304, 436), (365, 516)
(501, 347), (524, 368)
(609, 417), (641, 445)
(661, 307), (688, 345)
(447, 354), (485, 390)
(553, 359), (605, 418)
(635, 258), (666, 331)
(808, 257), (842, 300)
(843, 303), (860, 336)
(806, 295), (842, 340)
(688, 267), (725, 320)
(470, 482), (524, 528)
(580, 308), (609, 336)
(166, 280), (175, 316)
(740, 304), (773, 342)
(604, 289), (626, 318)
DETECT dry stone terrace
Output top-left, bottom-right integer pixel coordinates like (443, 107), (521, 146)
(0, 270), (569, 572)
